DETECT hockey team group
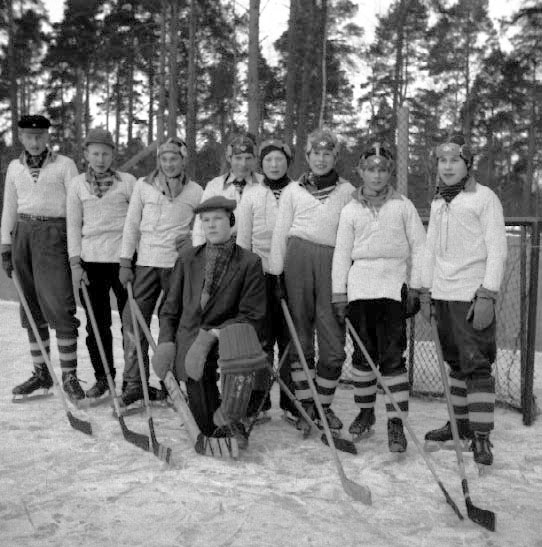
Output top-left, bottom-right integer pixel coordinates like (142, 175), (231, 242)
(0, 115), (507, 472)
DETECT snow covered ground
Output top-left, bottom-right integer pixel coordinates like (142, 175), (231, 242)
(1, 300), (542, 547)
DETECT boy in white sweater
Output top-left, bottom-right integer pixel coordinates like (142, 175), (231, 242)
(268, 129), (354, 433)
(1, 115), (82, 402)
(192, 134), (263, 247)
(119, 137), (203, 406)
(421, 134), (507, 467)
(67, 128), (136, 399)
(332, 142), (425, 452)
(236, 139), (297, 419)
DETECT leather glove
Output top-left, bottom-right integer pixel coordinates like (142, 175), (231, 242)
(332, 294), (348, 325)
(404, 287), (421, 318)
(185, 329), (217, 381)
(70, 257), (89, 290)
(418, 288), (433, 324)
(175, 233), (192, 255)
(467, 286), (497, 331)
(273, 275), (287, 302)
(119, 258), (135, 287)
(152, 341), (176, 380)
(1, 245), (13, 279)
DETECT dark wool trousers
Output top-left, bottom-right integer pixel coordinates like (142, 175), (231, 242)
(122, 265), (172, 385)
(434, 300), (496, 432)
(348, 298), (409, 419)
(79, 262), (127, 381)
(283, 237), (345, 407)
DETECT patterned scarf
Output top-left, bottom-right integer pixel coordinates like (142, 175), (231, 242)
(300, 169), (339, 203)
(264, 173), (290, 201)
(149, 169), (186, 200)
(22, 149), (50, 182)
(436, 175), (469, 203)
(200, 236), (236, 309)
(358, 185), (393, 210)
(86, 166), (119, 198)
(232, 178), (247, 197)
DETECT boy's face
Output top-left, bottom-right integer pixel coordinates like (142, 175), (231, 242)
(160, 152), (184, 178)
(201, 209), (231, 245)
(229, 152), (256, 180)
(262, 151), (288, 180)
(84, 143), (114, 173)
(19, 130), (49, 156)
(437, 154), (468, 186)
(308, 148), (335, 176)
(358, 164), (391, 193)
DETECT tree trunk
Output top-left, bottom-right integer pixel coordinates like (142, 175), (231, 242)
(8, 0), (18, 146)
(524, 62), (536, 215)
(157, 0), (167, 144)
(168, 0), (179, 138)
(105, 63), (110, 131)
(115, 65), (121, 149)
(74, 68), (84, 157)
(147, 56), (154, 145)
(247, 0), (260, 136)
(186, 0), (198, 178)
(127, 39), (135, 144)
(284, 0), (299, 148)
(317, 0), (328, 128)
(84, 65), (91, 135)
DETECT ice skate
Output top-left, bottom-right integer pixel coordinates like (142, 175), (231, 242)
(12, 366), (54, 402)
(85, 378), (109, 399)
(295, 401), (316, 438)
(388, 418), (407, 454)
(195, 426), (240, 459)
(348, 408), (376, 442)
(318, 406), (343, 433)
(471, 431), (493, 474)
(424, 421), (472, 453)
(62, 371), (85, 403)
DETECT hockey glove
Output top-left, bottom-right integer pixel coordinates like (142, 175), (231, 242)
(404, 287), (421, 318)
(332, 293), (348, 326)
(1, 245), (13, 279)
(185, 329), (217, 381)
(119, 258), (135, 287)
(467, 286), (497, 331)
(175, 234), (192, 256)
(418, 288), (433, 323)
(273, 275), (287, 302)
(70, 257), (89, 290)
(152, 341), (176, 380)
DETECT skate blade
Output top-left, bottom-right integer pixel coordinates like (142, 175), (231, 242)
(350, 429), (375, 443)
(85, 393), (113, 408)
(112, 401), (145, 418)
(476, 463), (492, 476)
(12, 389), (54, 403)
(423, 439), (471, 453)
(195, 434), (240, 459)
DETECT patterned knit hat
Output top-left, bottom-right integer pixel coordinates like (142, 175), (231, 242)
(435, 134), (473, 169)
(259, 138), (292, 165)
(359, 141), (394, 170)
(305, 129), (340, 156)
(158, 137), (187, 158)
(226, 134), (257, 158)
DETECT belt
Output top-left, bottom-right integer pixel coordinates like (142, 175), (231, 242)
(18, 214), (66, 223)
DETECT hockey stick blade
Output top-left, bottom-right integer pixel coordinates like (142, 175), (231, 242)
(464, 481), (496, 531)
(149, 417), (172, 463)
(119, 416), (150, 452)
(321, 433), (357, 455)
(67, 411), (92, 436)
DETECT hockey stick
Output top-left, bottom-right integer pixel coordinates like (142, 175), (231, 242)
(80, 284), (149, 452)
(127, 283), (172, 464)
(281, 300), (372, 504)
(430, 318), (496, 532)
(132, 302), (239, 458)
(345, 318), (464, 521)
(12, 272), (92, 435)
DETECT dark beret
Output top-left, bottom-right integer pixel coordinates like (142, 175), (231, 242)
(18, 115), (51, 130)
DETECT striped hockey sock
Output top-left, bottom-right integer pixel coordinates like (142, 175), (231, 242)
(27, 327), (50, 372)
(352, 368), (377, 409)
(382, 373), (409, 420)
(467, 376), (495, 433)
(291, 360), (315, 403)
(316, 364), (342, 407)
(450, 375), (469, 431)
(57, 336), (78, 374)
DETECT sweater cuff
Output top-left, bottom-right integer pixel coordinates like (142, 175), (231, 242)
(0, 243), (12, 254)
(331, 293), (348, 304)
(119, 258), (133, 268)
(69, 256), (81, 266)
(476, 286), (498, 300)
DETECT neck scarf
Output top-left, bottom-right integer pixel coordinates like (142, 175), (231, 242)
(151, 169), (186, 200)
(360, 184), (393, 210)
(303, 169), (339, 191)
(86, 166), (118, 198)
(23, 149), (50, 182)
(264, 173), (290, 200)
(436, 175), (469, 203)
(200, 236), (236, 309)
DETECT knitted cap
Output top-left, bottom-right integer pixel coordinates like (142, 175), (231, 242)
(305, 129), (340, 156)
(259, 138), (292, 165)
(158, 137), (187, 158)
(227, 134), (257, 158)
(436, 134), (473, 169)
(18, 115), (50, 132)
(84, 128), (115, 149)
(359, 141), (394, 169)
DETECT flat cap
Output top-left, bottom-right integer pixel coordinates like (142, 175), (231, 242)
(84, 128), (115, 148)
(194, 196), (237, 215)
(18, 115), (51, 131)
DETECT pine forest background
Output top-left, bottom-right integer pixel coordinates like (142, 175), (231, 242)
(0, 0), (541, 217)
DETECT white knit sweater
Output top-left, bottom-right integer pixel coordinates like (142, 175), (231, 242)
(332, 190), (426, 303)
(1, 154), (78, 245)
(268, 177), (355, 275)
(421, 180), (507, 301)
(192, 172), (263, 246)
(67, 171), (136, 263)
(120, 177), (203, 268)
(235, 183), (281, 273)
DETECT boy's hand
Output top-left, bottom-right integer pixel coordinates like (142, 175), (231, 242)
(1, 245), (13, 278)
(404, 287), (421, 318)
(119, 258), (134, 287)
(152, 342), (176, 380)
(274, 275), (287, 302)
(332, 293), (348, 325)
(467, 287), (497, 330)
(70, 258), (89, 291)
